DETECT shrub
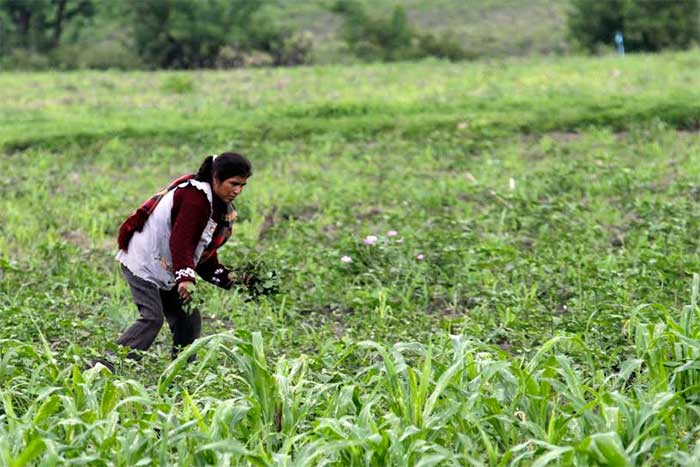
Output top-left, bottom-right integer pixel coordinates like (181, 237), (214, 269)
(242, 10), (314, 66)
(271, 31), (314, 66)
(129, 0), (269, 69)
(416, 31), (474, 61)
(0, 48), (52, 70)
(332, 0), (468, 62)
(332, 0), (412, 61)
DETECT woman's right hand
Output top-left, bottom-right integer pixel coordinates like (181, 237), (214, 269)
(178, 281), (195, 304)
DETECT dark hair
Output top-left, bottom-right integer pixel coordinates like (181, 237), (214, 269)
(195, 152), (252, 184)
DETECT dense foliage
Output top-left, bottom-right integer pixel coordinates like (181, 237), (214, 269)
(0, 0), (95, 52)
(2, 52), (700, 464)
(127, 0), (310, 69)
(2, 0), (698, 70)
(0, 0), (310, 69)
(568, 0), (700, 52)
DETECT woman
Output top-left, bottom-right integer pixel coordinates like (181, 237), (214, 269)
(115, 152), (252, 359)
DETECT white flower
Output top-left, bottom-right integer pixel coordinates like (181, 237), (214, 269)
(363, 235), (378, 245)
(416, 254), (425, 260)
(387, 230), (398, 237)
(340, 255), (352, 263)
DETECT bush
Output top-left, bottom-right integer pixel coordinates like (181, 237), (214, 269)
(568, 0), (699, 53)
(129, 0), (268, 69)
(332, 0), (412, 61)
(127, 0), (307, 69)
(332, 0), (468, 62)
(0, 48), (52, 70)
(242, 10), (314, 66)
(271, 31), (314, 66)
(417, 31), (474, 61)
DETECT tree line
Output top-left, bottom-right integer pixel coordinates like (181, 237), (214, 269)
(0, 0), (698, 70)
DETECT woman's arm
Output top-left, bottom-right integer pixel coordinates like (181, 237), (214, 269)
(196, 251), (234, 289)
(170, 186), (211, 287)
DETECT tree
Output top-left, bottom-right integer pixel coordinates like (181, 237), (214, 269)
(623, 1), (699, 51)
(0, 0), (93, 52)
(568, 0), (699, 53)
(128, 0), (273, 69)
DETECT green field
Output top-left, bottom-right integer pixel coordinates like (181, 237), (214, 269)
(3, 52), (700, 465)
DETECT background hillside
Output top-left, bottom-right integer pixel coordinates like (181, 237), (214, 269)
(265, 0), (570, 63)
(2, 0), (696, 69)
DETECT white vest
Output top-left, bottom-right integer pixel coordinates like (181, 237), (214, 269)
(117, 179), (217, 289)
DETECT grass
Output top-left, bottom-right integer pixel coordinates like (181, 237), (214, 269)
(2, 51), (700, 464)
(2, 52), (699, 150)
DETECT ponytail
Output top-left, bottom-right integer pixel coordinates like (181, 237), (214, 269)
(195, 155), (215, 184)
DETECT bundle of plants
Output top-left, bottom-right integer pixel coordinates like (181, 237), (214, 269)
(229, 258), (280, 300)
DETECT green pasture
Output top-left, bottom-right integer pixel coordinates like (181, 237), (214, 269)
(2, 52), (700, 465)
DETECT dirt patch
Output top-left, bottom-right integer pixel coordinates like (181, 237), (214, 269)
(602, 209), (643, 248)
(56, 173), (80, 194)
(61, 229), (91, 249)
(322, 222), (341, 239)
(281, 203), (320, 221)
(298, 304), (354, 339)
(547, 131), (581, 143)
(258, 205), (279, 241)
(428, 293), (479, 318)
(355, 206), (384, 220)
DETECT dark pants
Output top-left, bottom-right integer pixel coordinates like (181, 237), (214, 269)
(117, 264), (201, 358)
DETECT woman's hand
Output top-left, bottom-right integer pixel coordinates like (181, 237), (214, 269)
(178, 281), (195, 304)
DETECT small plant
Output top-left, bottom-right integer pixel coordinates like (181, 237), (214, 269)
(160, 75), (194, 94)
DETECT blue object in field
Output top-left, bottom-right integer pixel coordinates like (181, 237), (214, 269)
(614, 31), (625, 55)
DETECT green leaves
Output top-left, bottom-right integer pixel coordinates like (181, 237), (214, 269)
(5, 313), (700, 464)
(579, 432), (630, 466)
(9, 437), (45, 467)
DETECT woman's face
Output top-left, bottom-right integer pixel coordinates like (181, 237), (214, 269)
(213, 175), (247, 202)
